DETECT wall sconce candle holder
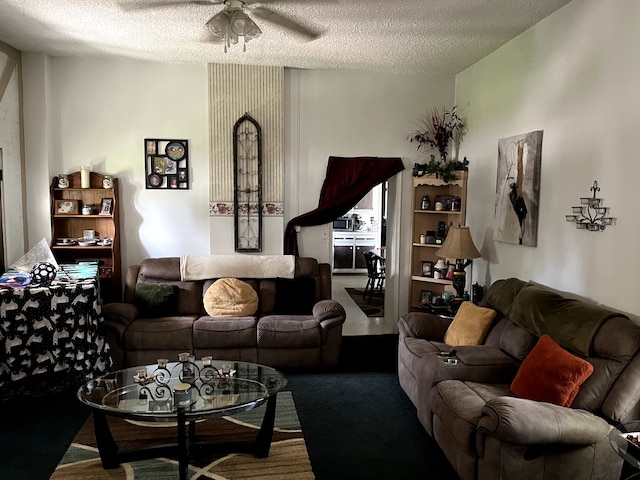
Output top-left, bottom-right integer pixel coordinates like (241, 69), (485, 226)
(565, 180), (617, 231)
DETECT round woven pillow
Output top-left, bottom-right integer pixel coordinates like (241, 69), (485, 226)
(203, 278), (258, 317)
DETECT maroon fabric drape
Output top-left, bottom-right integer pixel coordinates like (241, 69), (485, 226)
(284, 156), (405, 255)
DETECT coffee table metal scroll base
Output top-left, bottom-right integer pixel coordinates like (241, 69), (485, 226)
(93, 394), (278, 480)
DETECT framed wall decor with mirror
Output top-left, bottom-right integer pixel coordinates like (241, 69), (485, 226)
(144, 139), (189, 189)
(233, 114), (262, 252)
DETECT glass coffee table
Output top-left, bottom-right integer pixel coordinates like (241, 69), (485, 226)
(78, 358), (287, 480)
(609, 421), (640, 479)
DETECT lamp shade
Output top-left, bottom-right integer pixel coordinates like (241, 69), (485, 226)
(207, 10), (232, 41)
(436, 226), (481, 260)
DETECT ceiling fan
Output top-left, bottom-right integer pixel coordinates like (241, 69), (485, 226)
(120, 0), (324, 52)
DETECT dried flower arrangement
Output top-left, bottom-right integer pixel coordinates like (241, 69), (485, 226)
(409, 105), (468, 183)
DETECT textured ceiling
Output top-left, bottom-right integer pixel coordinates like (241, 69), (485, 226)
(0, 0), (572, 74)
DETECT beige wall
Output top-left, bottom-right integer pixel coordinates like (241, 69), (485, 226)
(456, 0), (640, 318)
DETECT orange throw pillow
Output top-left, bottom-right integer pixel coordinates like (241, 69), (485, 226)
(510, 334), (594, 407)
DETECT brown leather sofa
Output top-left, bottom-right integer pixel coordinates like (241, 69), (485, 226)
(102, 256), (346, 370)
(398, 278), (640, 480)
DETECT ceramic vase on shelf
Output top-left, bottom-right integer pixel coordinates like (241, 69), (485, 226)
(58, 174), (69, 188)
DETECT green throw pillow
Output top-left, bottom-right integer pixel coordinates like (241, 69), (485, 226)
(134, 282), (179, 317)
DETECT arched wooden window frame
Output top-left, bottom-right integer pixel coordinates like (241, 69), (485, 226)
(233, 113), (262, 252)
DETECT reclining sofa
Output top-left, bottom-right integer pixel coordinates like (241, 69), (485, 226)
(398, 278), (640, 480)
(102, 255), (346, 370)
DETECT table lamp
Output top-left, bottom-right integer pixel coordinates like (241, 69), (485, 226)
(436, 225), (481, 299)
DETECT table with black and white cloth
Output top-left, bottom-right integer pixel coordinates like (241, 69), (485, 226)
(0, 264), (112, 397)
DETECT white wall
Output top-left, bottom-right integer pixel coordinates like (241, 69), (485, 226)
(456, 0), (640, 316)
(286, 69), (455, 319)
(22, 54), (53, 249)
(23, 57), (211, 268)
(0, 46), (26, 265)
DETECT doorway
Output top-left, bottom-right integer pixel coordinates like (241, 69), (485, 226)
(331, 182), (393, 335)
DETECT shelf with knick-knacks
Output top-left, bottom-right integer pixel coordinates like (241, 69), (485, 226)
(409, 172), (468, 311)
(50, 170), (121, 302)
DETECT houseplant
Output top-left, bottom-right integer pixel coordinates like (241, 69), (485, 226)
(409, 106), (468, 183)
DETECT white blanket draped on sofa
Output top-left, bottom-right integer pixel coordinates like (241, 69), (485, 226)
(180, 255), (295, 281)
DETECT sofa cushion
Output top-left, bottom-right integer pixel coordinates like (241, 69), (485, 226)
(123, 317), (195, 351)
(510, 334), (594, 407)
(134, 282), (179, 317)
(431, 380), (511, 451)
(193, 317), (258, 348)
(257, 316), (321, 348)
(443, 302), (497, 346)
(203, 278), (258, 317)
(272, 277), (317, 315)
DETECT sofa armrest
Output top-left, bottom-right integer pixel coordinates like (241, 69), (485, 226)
(400, 311), (451, 341)
(102, 302), (140, 327)
(477, 396), (612, 454)
(313, 299), (346, 328)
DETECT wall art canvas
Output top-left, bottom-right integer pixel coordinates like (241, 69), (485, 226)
(494, 130), (543, 246)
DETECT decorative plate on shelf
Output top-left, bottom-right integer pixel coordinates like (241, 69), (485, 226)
(165, 141), (185, 161)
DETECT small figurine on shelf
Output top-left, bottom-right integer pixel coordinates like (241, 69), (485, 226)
(434, 259), (447, 279)
(436, 221), (447, 244)
(103, 175), (113, 189)
(58, 174), (69, 188)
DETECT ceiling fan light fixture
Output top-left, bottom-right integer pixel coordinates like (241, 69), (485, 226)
(206, 7), (261, 53)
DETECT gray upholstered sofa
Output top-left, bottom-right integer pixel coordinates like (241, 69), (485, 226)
(398, 278), (640, 480)
(102, 256), (346, 370)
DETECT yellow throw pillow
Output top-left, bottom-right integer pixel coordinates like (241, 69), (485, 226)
(203, 278), (258, 317)
(443, 301), (497, 346)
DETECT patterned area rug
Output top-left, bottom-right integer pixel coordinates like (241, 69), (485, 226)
(50, 391), (313, 479)
(345, 287), (384, 317)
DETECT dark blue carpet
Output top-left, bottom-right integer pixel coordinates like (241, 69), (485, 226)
(287, 372), (458, 480)
(0, 334), (458, 480)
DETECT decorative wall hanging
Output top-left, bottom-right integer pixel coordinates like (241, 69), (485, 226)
(494, 130), (543, 246)
(144, 139), (189, 189)
(233, 114), (262, 252)
(208, 65), (284, 218)
(565, 180), (617, 231)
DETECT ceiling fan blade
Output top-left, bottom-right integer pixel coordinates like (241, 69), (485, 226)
(119, 0), (223, 12)
(251, 7), (323, 40)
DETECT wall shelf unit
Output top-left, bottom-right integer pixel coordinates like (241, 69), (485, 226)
(50, 171), (121, 302)
(409, 172), (468, 311)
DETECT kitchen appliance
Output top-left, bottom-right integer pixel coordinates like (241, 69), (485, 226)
(333, 217), (354, 230)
